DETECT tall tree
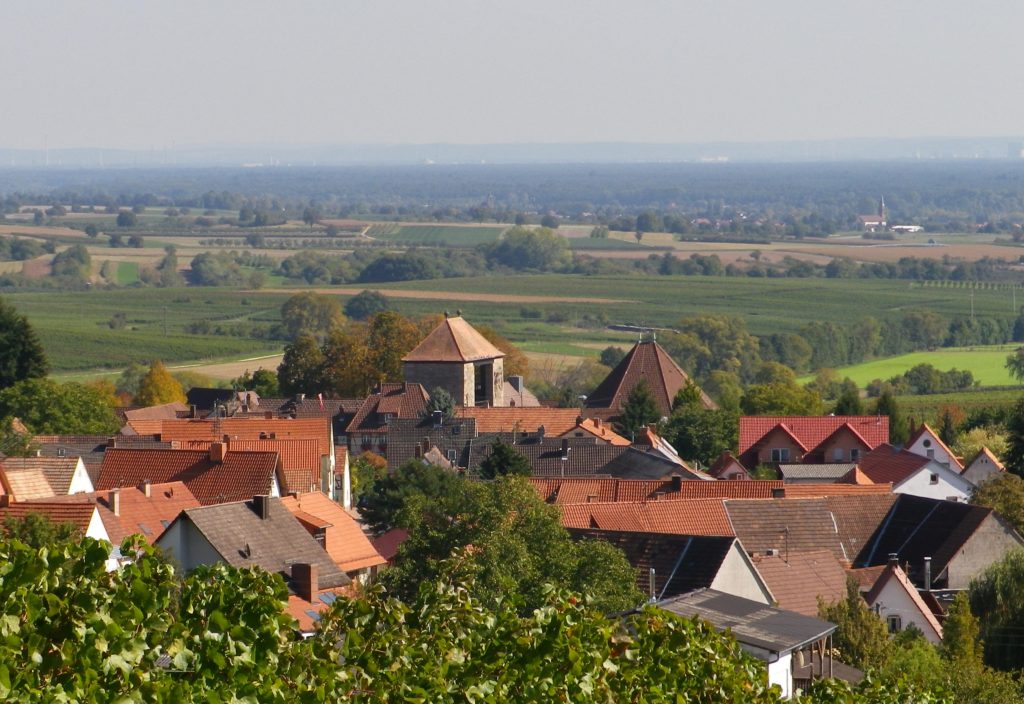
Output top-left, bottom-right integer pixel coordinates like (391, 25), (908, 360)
(135, 360), (187, 406)
(366, 311), (421, 383)
(280, 292), (344, 341)
(0, 297), (49, 387)
(969, 549), (1024, 669)
(277, 333), (325, 397)
(478, 437), (532, 479)
(616, 379), (661, 439)
(832, 380), (865, 415)
(1004, 396), (1024, 477)
(818, 578), (892, 672)
(476, 325), (530, 377)
(873, 389), (909, 445)
(0, 379), (120, 434)
(941, 592), (983, 666)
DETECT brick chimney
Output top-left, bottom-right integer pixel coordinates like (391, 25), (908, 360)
(670, 474), (682, 492)
(210, 442), (227, 463)
(292, 562), (319, 603)
(139, 479), (152, 497)
(253, 494), (271, 520)
(0, 494), (11, 508)
(110, 488), (121, 517)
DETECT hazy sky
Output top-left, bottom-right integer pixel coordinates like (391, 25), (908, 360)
(3, 0), (1022, 149)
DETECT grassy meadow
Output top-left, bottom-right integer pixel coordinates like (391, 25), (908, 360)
(801, 345), (1020, 387)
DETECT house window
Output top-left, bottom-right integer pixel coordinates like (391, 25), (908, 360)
(927, 449), (935, 459)
(770, 448), (790, 462)
(929, 473), (939, 485)
(850, 449), (860, 462)
(447, 449), (458, 463)
(922, 439), (932, 448)
(887, 615), (902, 633)
(833, 448), (844, 461)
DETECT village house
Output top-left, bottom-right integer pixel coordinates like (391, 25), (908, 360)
(961, 446), (1005, 486)
(857, 443), (973, 502)
(155, 495), (352, 634)
(0, 455), (94, 500)
(860, 557), (944, 644)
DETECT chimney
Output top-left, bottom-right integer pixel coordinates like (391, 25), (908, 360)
(537, 424), (545, 440)
(649, 567), (656, 600)
(671, 474), (682, 492)
(0, 495), (11, 508)
(190, 404), (198, 418)
(594, 418), (601, 428)
(210, 442), (227, 463)
(264, 410), (274, 420)
(560, 439), (569, 461)
(110, 488), (121, 517)
(924, 557), (932, 591)
(771, 487), (786, 499)
(253, 494), (271, 520)
(432, 410), (443, 427)
(298, 393), (306, 402)
(139, 479), (152, 497)
(293, 563), (319, 603)
(422, 437), (430, 453)
(887, 552), (899, 567)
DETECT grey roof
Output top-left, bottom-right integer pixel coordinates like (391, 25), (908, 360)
(171, 497), (349, 589)
(778, 464), (857, 481)
(467, 436), (682, 480)
(659, 588), (836, 654)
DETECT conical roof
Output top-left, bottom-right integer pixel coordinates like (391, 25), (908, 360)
(402, 316), (505, 363)
(585, 340), (715, 415)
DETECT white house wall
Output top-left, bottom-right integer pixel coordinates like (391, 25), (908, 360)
(710, 541), (773, 604)
(947, 515), (1024, 590)
(868, 581), (941, 645)
(893, 463), (972, 502)
(906, 432), (957, 471)
(156, 520), (223, 573)
(68, 459), (95, 495)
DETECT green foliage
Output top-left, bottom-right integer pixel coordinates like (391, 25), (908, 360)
(478, 437), (532, 479)
(359, 460), (461, 535)
(2, 513), (79, 547)
(135, 360), (187, 406)
(1004, 396), (1024, 477)
(971, 473), (1024, 534)
(952, 425), (1007, 463)
(1006, 348), (1024, 384)
(873, 390), (909, 444)
(0, 420), (36, 458)
(280, 291), (344, 341)
(0, 297), (48, 387)
(51, 244), (92, 283)
(743, 364), (825, 415)
(350, 451), (387, 506)
(662, 406), (738, 467)
(832, 380), (865, 415)
(231, 368), (280, 397)
(661, 315), (762, 383)
(421, 386), (456, 421)
(277, 333), (325, 397)
(598, 344), (625, 368)
(343, 289), (391, 320)
(818, 578), (892, 672)
(969, 548), (1024, 669)
(941, 592), (982, 665)
(483, 226), (571, 272)
(0, 378), (120, 434)
(381, 476), (643, 614)
(616, 379), (661, 439)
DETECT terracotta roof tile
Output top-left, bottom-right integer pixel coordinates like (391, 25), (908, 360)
(280, 492), (386, 573)
(559, 499), (734, 536)
(459, 407), (580, 435)
(566, 418), (631, 445)
(159, 417), (332, 459)
(0, 501), (97, 535)
(123, 402), (190, 421)
(181, 438), (323, 494)
(1, 465), (55, 500)
(371, 528), (408, 562)
(781, 483), (893, 498)
(857, 444), (931, 485)
(96, 448), (280, 505)
(738, 416), (890, 455)
(402, 316), (505, 363)
(585, 340), (714, 417)
(347, 383), (429, 433)
(750, 549), (848, 617)
(0, 456), (82, 496)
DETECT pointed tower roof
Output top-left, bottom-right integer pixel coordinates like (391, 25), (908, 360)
(402, 316), (505, 363)
(585, 340), (715, 416)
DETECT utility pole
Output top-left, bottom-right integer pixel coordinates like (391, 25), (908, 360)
(163, 306), (168, 336)
(971, 289), (975, 322)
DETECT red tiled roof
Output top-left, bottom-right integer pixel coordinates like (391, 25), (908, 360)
(585, 340), (715, 417)
(857, 444), (931, 485)
(402, 316), (505, 363)
(708, 451), (746, 478)
(531, 478), (789, 503)
(123, 402), (190, 421)
(559, 499), (734, 537)
(781, 483), (893, 498)
(460, 407), (580, 435)
(181, 439), (324, 495)
(566, 418), (631, 446)
(346, 383), (429, 433)
(1, 465), (54, 500)
(280, 492), (387, 573)
(0, 501), (97, 536)
(751, 549), (848, 617)
(371, 528), (409, 562)
(96, 448), (280, 505)
(159, 417), (332, 459)
(738, 416), (890, 455)
(907, 423), (964, 470)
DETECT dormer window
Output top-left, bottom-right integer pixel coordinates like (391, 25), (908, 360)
(382, 413), (395, 425)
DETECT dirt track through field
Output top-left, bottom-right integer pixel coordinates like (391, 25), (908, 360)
(252, 287), (635, 304)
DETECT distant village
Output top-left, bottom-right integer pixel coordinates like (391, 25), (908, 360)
(0, 313), (1016, 698)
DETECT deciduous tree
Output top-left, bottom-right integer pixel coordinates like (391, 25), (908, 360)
(135, 360), (187, 406)
(478, 437), (531, 479)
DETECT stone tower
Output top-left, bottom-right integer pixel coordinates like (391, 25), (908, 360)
(402, 315), (505, 407)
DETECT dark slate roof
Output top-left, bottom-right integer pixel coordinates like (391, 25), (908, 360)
(570, 529), (736, 600)
(185, 388), (238, 411)
(855, 494), (1013, 583)
(725, 495), (898, 566)
(32, 435), (110, 485)
(585, 340), (714, 417)
(349, 416), (477, 469)
(346, 383), (429, 433)
(165, 497), (349, 589)
(659, 588), (836, 654)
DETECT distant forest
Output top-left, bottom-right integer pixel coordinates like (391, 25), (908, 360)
(4, 161), (1024, 232)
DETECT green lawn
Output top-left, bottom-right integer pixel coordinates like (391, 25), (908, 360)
(802, 345), (1020, 387)
(116, 261), (139, 285)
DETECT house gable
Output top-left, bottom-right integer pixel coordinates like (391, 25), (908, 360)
(809, 424), (872, 464)
(905, 423), (962, 471)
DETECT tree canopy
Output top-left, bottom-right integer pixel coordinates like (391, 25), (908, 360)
(135, 360), (186, 407)
(0, 379), (120, 434)
(0, 297), (48, 388)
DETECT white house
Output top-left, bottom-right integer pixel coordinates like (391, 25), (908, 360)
(863, 558), (943, 645)
(859, 444), (973, 502)
(961, 447), (1005, 487)
(904, 424), (962, 472)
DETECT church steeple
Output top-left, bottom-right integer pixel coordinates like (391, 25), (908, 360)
(878, 195), (886, 220)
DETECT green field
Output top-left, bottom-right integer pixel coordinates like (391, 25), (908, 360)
(898, 387), (1021, 423)
(5, 288), (286, 372)
(116, 262), (139, 285)
(798, 345), (1021, 387)
(569, 238), (660, 251)
(367, 224), (506, 246)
